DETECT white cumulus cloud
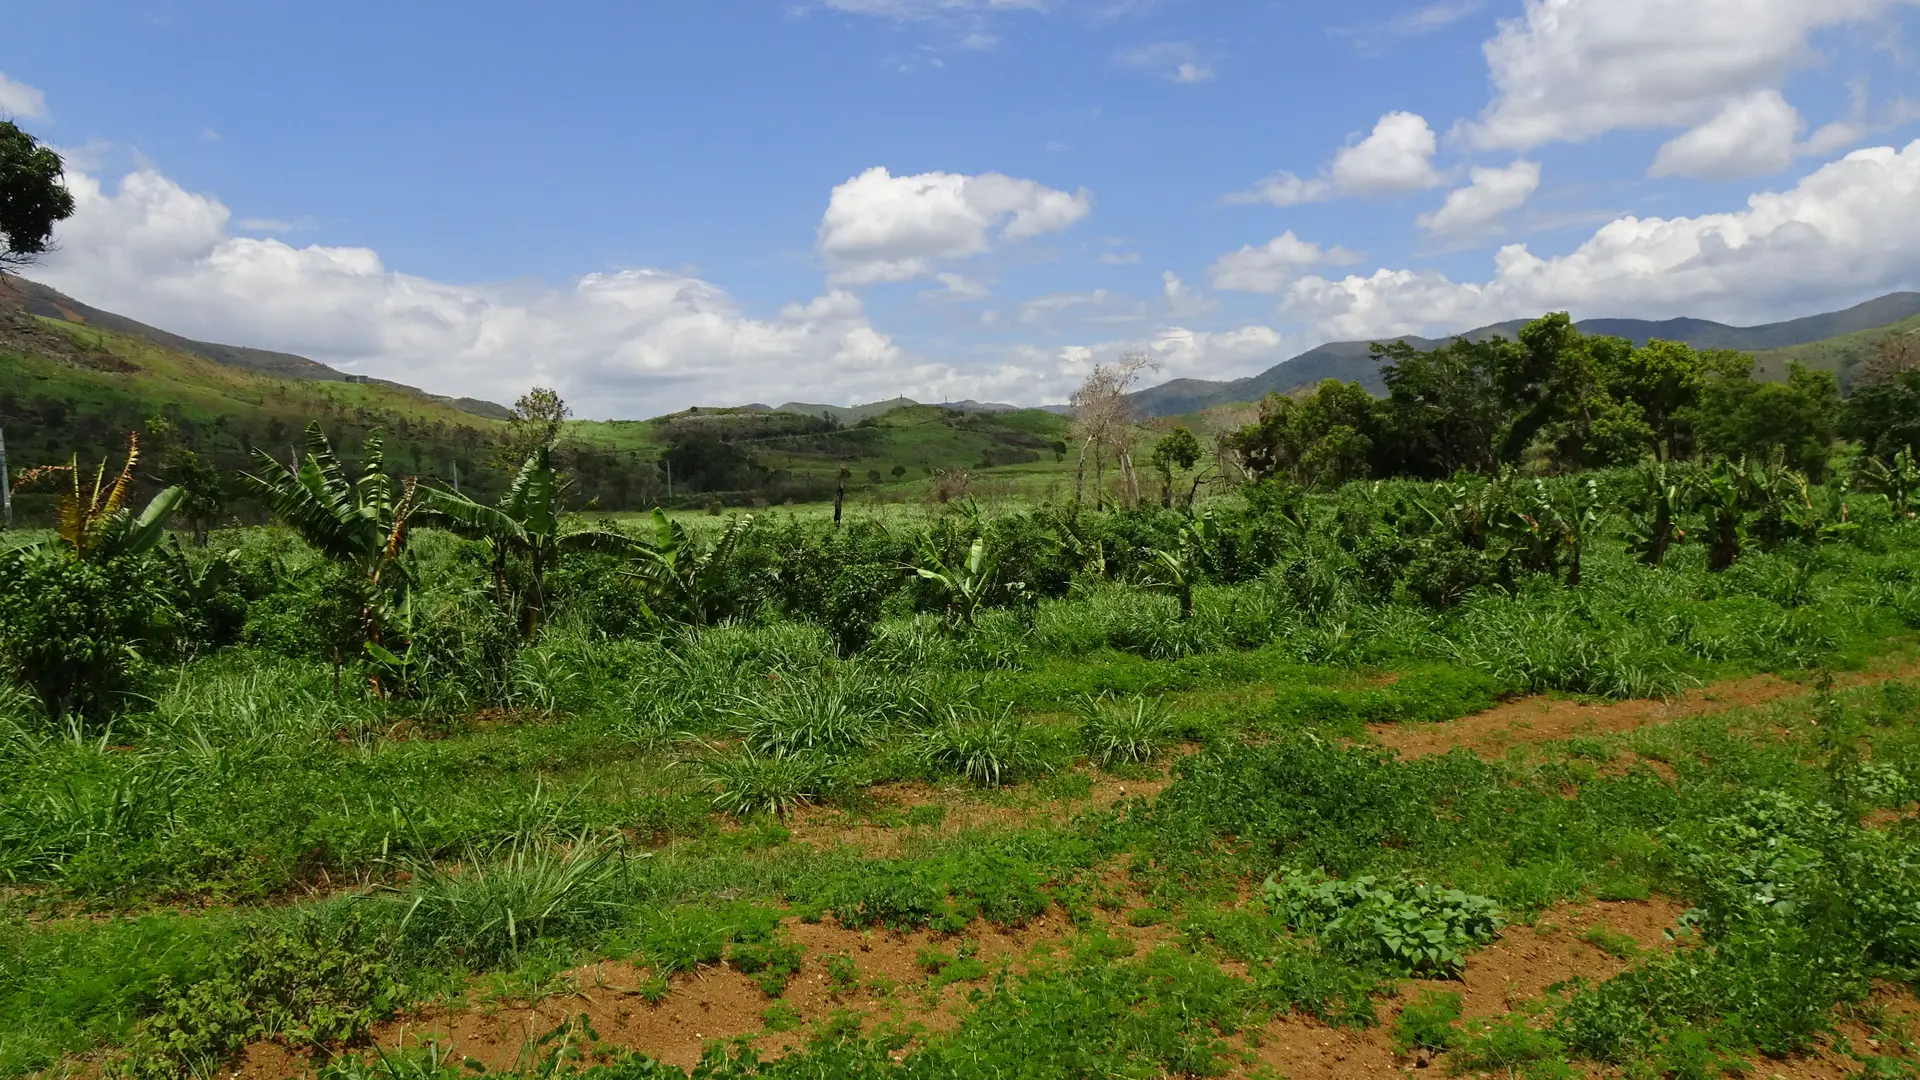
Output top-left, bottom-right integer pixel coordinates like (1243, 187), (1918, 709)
(1466, 0), (1919, 151)
(1232, 112), (1443, 206)
(1285, 139), (1920, 340)
(1207, 232), (1363, 293)
(1417, 160), (1541, 234)
(1162, 270), (1216, 316)
(817, 166), (1092, 285)
(22, 165), (1070, 417)
(0, 71), (48, 120)
(1649, 90), (1803, 180)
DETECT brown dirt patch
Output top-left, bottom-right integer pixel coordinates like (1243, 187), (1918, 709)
(785, 769), (1171, 856)
(1240, 897), (1685, 1080)
(206, 896), (1918, 1080)
(1373, 655), (1920, 762)
(1374, 674), (1802, 761)
(1866, 804), (1920, 829)
(227, 910), (1166, 1080)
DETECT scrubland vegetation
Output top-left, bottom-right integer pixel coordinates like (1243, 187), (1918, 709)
(5, 313), (1920, 1080)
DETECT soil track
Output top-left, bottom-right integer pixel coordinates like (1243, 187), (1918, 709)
(1372, 654), (1920, 761)
(221, 657), (1920, 1079)
(231, 909), (1177, 1079)
(229, 900), (1692, 1080)
(1241, 898), (1686, 1079)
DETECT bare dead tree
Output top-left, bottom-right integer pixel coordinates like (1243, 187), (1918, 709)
(1858, 330), (1920, 388)
(1068, 352), (1159, 512)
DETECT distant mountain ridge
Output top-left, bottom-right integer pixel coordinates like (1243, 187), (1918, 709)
(1127, 292), (1920, 418)
(0, 274), (511, 420)
(775, 396), (1026, 425)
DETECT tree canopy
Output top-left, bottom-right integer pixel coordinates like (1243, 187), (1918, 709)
(0, 120), (76, 268)
(1229, 312), (1858, 488)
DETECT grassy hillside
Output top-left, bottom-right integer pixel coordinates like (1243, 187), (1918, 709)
(3, 273), (511, 419)
(0, 306), (1076, 517)
(612, 402), (1075, 506)
(0, 310), (520, 511)
(1751, 313), (1920, 390)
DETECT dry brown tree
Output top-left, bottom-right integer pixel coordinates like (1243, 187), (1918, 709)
(1857, 329), (1920, 388)
(1068, 352), (1159, 511)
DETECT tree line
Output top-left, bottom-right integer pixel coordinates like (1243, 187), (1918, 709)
(1207, 312), (1915, 491)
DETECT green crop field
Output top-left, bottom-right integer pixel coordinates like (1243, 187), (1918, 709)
(7, 310), (1920, 1080)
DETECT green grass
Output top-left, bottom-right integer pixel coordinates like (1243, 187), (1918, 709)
(7, 470), (1920, 1079)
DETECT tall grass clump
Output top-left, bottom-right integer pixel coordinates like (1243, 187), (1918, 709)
(730, 674), (884, 756)
(918, 704), (1049, 787)
(1077, 693), (1173, 768)
(700, 746), (833, 818)
(385, 834), (627, 967)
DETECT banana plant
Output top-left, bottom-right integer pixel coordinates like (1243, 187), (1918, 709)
(11, 433), (184, 561)
(1497, 481), (1563, 582)
(242, 423), (418, 652)
(418, 444), (633, 636)
(1143, 511), (1221, 620)
(1626, 462), (1686, 567)
(1856, 447), (1918, 520)
(629, 509), (753, 625)
(1692, 460), (1748, 572)
(913, 535), (997, 630)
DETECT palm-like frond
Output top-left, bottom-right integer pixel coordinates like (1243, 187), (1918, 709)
(104, 486), (187, 558)
(500, 445), (560, 538)
(554, 528), (637, 556)
(417, 487), (529, 546)
(243, 448), (370, 563)
(14, 434), (178, 560)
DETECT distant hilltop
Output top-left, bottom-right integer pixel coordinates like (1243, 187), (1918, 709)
(773, 397), (1040, 426)
(1124, 292), (1920, 417)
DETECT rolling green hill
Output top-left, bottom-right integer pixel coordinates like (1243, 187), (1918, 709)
(2, 274), (512, 419)
(1128, 292), (1920, 415)
(0, 290), (1074, 518)
(1750, 313), (1920, 390)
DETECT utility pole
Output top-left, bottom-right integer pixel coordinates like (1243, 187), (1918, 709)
(452, 459), (461, 494)
(665, 458), (672, 500)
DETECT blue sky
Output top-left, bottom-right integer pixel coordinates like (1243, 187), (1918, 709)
(6, 0), (1920, 417)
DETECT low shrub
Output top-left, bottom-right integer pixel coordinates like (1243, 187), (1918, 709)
(114, 911), (401, 1080)
(1262, 868), (1503, 975)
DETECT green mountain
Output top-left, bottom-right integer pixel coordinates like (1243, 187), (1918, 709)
(0, 281), (1070, 515)
(1128, 292), (1920, 416)
(1750, 313), (1920, 390)
(1, 274), (512, 420)
(773, 396), (1028, 426)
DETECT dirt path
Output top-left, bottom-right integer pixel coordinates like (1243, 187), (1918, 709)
(1371, 653), (1920, 761)
(222, 896), (1916, 1080)
(1242, 897), (1686, 1079)
(229, 908), (1177, 1079)
(228, 899), (1701, 1080)
(782, 769), (1173, 857)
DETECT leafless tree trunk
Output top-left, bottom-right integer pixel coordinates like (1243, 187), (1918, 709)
(1068, 352), (1159, 514)
(1071, 435), (1093, 513)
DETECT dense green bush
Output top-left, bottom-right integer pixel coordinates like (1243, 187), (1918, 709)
(0, 548), (165, 720)
(115, 911), (401, 1080)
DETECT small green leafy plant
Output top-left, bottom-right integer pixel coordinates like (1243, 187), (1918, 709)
(1391, 989), (1462, 1054)
(1262, 868), (1504, 975)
